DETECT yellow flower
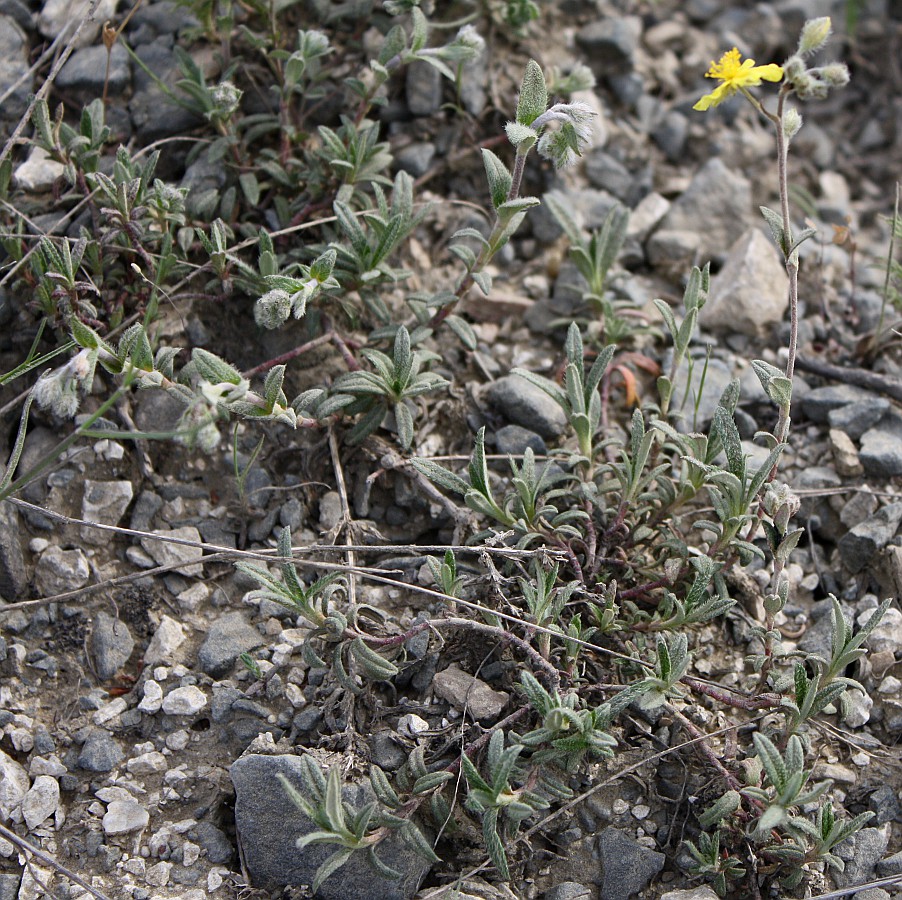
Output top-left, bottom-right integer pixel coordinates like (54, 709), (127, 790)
(693, 48), (783, 111)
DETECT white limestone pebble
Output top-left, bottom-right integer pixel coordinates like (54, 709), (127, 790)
(102, 800), (149, 835)
(127, 751), (167, 776)
(138, 680), (163, 714)
(161, 686), (207, 716)
(22, 775), (60, 830)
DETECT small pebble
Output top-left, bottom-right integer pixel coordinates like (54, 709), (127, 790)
(161, 686), (207, 716)
(102, 800), (149, 835)
(138, 680), (163, 714)
(398, 713), (429, 736)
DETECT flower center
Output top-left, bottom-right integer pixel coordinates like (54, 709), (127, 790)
(708, 48), (743, 81)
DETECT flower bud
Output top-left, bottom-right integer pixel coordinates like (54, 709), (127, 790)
(798, 17), (832, 55)
(255, 289), (292, 329)
(820, 62), (850, 87)
(208, 81), (242, 122)
(782, 55), (806, 83)
(783, 106), (802, 140)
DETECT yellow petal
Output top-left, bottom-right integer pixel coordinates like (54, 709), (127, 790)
(754, 64), (784, 83)
(693, 83), (729, 111)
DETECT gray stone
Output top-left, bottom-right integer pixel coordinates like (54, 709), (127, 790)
(129, 41), (205, 142)
(78, 730), (124, 772)
(0, 873), (20, 900)
(34, 545), (90, 597)
(318, 490), (343, 532)
(860, 413), (902, 477)
(38, 0), (119, 46)
(139, 526), (204, 576)
(703, 229), (789, 338)
(838, 503), (902, 574)
(21, 775), (60, 830)
(231, 754), (432, 898)
(279, 497), (304, 531)
(852, 889), (891, 900)
(877, 848), (902, 875)
(654, 158), (754, 265)
(211, 683), (243, 722)
(833, 827), (889, 887)
(802, 384), (874, 424)
(406, 60), (442, 116)
(585, 150), (634, 202)
(494, 425), (547, 457)
(859, 607), (902, 655)
(181, 151), (228, 218)
(127, 0), (197, 39)
(133, 384), (187, 433)
(622, 192), (670, 265)
(596, 828), (664, 899)
(90, 612), (135, 679)
(193, 821), (233, 864)
(486, 375), (568, 440)
(577, 17), (642, 71)
(130, 490), (163, 532)
(57, 44), (130, 94)
(459, 51), (487, 116)
(667, 356), (734, 432)
(395, 142), (436, 178)
(143, 615), (187, 665)
(799, 598), (850, 661)
(645, 229), (701, 271)
(0, 0), (29, 29)
(433, 665), (508, 720)
(197, 612), (263, 677)
(0, 501), (27, 600)
(868, 784), (902, 826)
(544, 884), (593, 900)
(652, 110), (688, 162)
(370, 731), (406, 771)
(81, 479), (134, 544)
(0, 16), (30, 126)
(0, 748), (29, 820)
(660, 889), (720, 900)
(102, 799), (149, 835)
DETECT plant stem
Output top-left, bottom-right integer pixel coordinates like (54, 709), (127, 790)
(429, 147), (529, 330)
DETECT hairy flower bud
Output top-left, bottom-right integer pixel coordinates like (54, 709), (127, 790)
(819, 62), (850, 87)
(782, 106), (803, 140)
(798, 17), (832, 56)
(208, 81), (242, 122)
(255, 289), (292, 330)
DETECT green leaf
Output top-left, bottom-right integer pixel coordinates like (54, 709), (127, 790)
(394, 401), (414, 451)
(482, 808), (510, 879)
(410, 458), (469, 495)
(70, 318), (100, 351)
(412, 772), (454, 794)
(409, 6), (428, 53)
(401, 821), (441, 863)
(367, 846), (403, 881)
(351, 638), (399, 680)
(504, 121), (537, 151)
(370, 766), (400, 808)
(324, 767), (347, 833)
(760, 205), (788, 256)
(446, 315), (477, 350)
(312, 848), (355, 892)
(192, 348), (242, 385)
(482, 149), (512, 210)
(516, 59), (548, 126)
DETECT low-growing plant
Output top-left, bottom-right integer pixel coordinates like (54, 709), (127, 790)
(0, 6), (889, 898)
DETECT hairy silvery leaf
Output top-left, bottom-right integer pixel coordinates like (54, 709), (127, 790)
(516, 59), (547, 126)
